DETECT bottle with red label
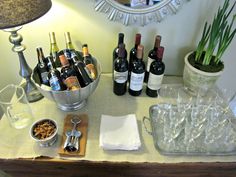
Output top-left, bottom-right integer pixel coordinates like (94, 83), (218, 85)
(59, 54), (81, 91)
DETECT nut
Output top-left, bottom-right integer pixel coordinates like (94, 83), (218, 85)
(33, 120), (56, 139)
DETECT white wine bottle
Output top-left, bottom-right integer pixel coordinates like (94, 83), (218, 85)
(64, 32), (83, 61)
(49, 32), (61, 67)
(64, 32), (75, 50)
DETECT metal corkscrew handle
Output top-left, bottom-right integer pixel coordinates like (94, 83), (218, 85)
(64, 117), (82, 152)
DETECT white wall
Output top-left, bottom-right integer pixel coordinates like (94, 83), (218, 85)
(0, 0), (235, 93)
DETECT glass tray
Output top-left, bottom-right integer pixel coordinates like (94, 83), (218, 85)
(145, 103), (236, 156)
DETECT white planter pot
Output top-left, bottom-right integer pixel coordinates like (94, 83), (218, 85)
(183, 52), (223, 96)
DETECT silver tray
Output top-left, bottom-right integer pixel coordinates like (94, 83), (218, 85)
(144, 103), (236, 156)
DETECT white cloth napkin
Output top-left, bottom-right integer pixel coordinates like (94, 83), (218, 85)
(99, 114), (141, 150)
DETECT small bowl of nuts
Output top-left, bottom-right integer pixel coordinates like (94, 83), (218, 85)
(30, 118), (58, 147)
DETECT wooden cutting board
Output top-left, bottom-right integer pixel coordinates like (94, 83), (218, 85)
(58, 114), (88, 157)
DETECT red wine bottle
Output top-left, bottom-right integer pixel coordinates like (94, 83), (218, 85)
(36, 47), (49, 86)
(47, 56), (67, 91)
(129, 45), (145, 96)
(144, 35), (162, 82)
(113, 33), (127, 63)
(59, 54), (81, 91)
(146, 47), (165, 97)
(113, 43), (129, 96)
(71, 53), (92, 87)
(129, 33), (141, 75)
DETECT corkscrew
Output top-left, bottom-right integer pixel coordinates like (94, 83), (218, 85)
(64, 117), (82, 152)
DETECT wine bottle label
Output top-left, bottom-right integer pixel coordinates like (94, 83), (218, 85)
(147, 73), (164, 90)
(86, 64), (97, 80)
(49, 76), (61, 91)
(64, 76), (80, 90)
(71, 51), (77, 58)
(114, 71), (128, 83)
(57, 67), (62, 72)
(146, 57), (155, 72)
(40, 71), (48, 84)
(83, 67), (92, 80)
(130, 72), (145, 91)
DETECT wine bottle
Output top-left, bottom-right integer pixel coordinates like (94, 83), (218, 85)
(146, 47), (165, 97)
(82, 44), (97, 80)
(59, 54), (81, 91)
(144, 35), (162, 82)
(47, 56), (67, 91)
(64, 32), (83, 61)
(63, 49), (74, 66)
(36, 47), (49, 86)
(64, 32), (75, 50)
(113, 33), (127, 63)
(129, 33), (141, 74)
(49, 32), (61, 67)
(71, 54), (92, 87)
(129, 45), (145, 96)
(113, 43), (129, 96)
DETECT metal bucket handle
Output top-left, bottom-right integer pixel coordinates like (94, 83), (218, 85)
(143, 116), (153, 136)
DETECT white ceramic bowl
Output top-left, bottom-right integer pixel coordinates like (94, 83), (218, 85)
(30, 118), (58, 147)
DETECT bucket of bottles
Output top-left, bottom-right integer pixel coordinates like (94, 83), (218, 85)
(32, 57), (101, 111)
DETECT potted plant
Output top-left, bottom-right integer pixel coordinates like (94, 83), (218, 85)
(183, 0), (236, 96)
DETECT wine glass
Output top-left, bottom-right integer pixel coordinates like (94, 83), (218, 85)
(177, 87), (195, 113)
(214, 88), (236, 113)
(159, 85), (179, 105)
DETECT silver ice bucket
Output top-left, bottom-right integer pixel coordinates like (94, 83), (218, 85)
(32, 58), (101, 111)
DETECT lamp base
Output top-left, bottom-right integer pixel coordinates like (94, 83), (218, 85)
(20, 80), (43, 103)
(4, 27), (44, 103)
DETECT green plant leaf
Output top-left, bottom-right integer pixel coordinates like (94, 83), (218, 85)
(195, 0), (236, 67)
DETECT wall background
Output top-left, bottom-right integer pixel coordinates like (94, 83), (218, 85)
(0, 0), (235, 91)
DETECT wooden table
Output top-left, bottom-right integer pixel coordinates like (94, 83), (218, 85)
(1, 158), (236, 177)
(0, 74), (236, 177)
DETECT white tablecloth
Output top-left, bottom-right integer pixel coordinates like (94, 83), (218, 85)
(0, 74), (236, 163)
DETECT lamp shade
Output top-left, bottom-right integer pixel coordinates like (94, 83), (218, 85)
(0, 0), (52, 29)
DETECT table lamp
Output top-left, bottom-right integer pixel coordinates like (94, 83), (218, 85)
(0, 0), (52, 102)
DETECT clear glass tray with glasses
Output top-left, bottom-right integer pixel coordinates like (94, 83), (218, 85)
(144, 84), (236, 155)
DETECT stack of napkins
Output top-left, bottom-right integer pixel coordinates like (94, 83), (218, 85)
(99, 114), (141, 150)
